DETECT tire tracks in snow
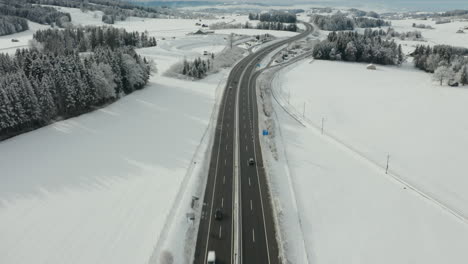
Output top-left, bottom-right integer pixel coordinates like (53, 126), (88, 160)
(269, 60), (468, 226)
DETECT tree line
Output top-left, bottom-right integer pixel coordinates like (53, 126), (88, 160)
(365, 27), (423, 41)
(348, 8), (380, 18)
(27, 0), (181, 24)
(413, 44), (468, 85)
(313, 30), (404, 65)
(256, 21), (297, 32)
(182, 57), (212, 79)
(209, 21), (297, 32)
(249, 11), (297, 23)
(0, 27), (153, 140)
(0, 15), (29, 36)
(0, 1), (71, 28)
(311, 13), (390, 31)
(33, 27), (157, 54)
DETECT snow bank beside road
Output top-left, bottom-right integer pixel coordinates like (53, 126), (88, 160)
(260, 59), (468, 263)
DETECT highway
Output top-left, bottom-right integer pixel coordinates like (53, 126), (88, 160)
(194, 23), (313, 264)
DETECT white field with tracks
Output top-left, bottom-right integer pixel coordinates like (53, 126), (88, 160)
(266, 59), (468, 264)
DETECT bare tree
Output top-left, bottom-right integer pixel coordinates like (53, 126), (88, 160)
(433, 66), (455, 85)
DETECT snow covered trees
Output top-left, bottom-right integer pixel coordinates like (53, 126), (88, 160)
(181, 57), (211, 79)
(0, 25), (153, 140)
(33, 27), (157, 53)
(311, 13), (390, 31)
(256, 22), (297, 32)
(433, 66), (455, 85)
(313, 30), (404, 65)
(413, 44), (468, 86)
(311, 13), (354, 31)
(0, 16), (29, 36)
(0, 2), (71, 27)
(249, 12), (297, 23)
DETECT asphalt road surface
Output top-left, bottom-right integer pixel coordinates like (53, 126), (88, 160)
(194, 23), (313, 264)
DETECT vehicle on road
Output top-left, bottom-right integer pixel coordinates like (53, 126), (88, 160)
(214, 208), (223, 220)
(248, 158), (255, 166)
(207, 251), (216, 264)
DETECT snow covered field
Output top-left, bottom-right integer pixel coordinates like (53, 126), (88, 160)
(391, 19), (468, 49)
(0, 6), (253, 264)
(0, 21), (50, 54)
(262, 59), (468, 263)
(0, 48), (229, 264)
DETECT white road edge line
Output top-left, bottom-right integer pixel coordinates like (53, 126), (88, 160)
(203, 79), (230, 264)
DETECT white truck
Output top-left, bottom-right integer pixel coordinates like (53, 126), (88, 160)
(207, 251), (216, 264)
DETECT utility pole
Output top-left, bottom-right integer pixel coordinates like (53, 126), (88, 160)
(386, 154), (390, 174)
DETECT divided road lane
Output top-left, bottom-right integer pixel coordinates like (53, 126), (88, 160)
(194, 23), (313, 264)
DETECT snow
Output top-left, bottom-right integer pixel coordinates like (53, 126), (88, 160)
(0, 6), (251, 264)
(260, 59), (468, 263)
(51, 6), (105, 26)
(0, 21), (50, 54)
(390, 19), (468, 49)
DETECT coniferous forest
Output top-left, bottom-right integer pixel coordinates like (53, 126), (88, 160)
(0, 15), (29, 36)
(0, 26), (156, 140)
(313, 30), (404, 65)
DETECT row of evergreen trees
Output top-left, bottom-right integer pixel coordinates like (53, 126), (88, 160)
(182, 57), (212, 79)
(348, 8), (380, 18)
(311, 13), (390, 31)
(0, 26), (152, 140)
(313, 31), (404, 65)
(27, 0), (178, 22)
(0, 15), (29, 36)
(413, 45), (468, 85)
(0, 1), (71, 27)
(249, 11), (297, 23)
(33, 27), (157, 54)
(256, 21), (298, 32)
(209, 21), (297, 32)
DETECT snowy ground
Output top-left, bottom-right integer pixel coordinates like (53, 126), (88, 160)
(0, 6), (256, 264)
(0, 21), (50, 54)
(260, 59), (468, 263)
(390, 19), (468, 49)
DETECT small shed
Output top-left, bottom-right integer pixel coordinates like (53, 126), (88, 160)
(367, 64), (377, 70)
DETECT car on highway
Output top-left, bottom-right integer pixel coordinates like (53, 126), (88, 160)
(248, 158), (255, 166)
(214, 208), (223, 220)
(207, 251), (216, 264)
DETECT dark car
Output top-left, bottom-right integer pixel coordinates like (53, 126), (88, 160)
(214, 208), (223, 220)
(248, 158), (255, 166)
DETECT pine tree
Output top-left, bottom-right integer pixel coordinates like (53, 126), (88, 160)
(38, 75), (57, 122)
(0, 87), (13, 132)
(458, 65), (468, 85)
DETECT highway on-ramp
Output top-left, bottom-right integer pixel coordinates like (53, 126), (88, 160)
(194, 23), (313, 264)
